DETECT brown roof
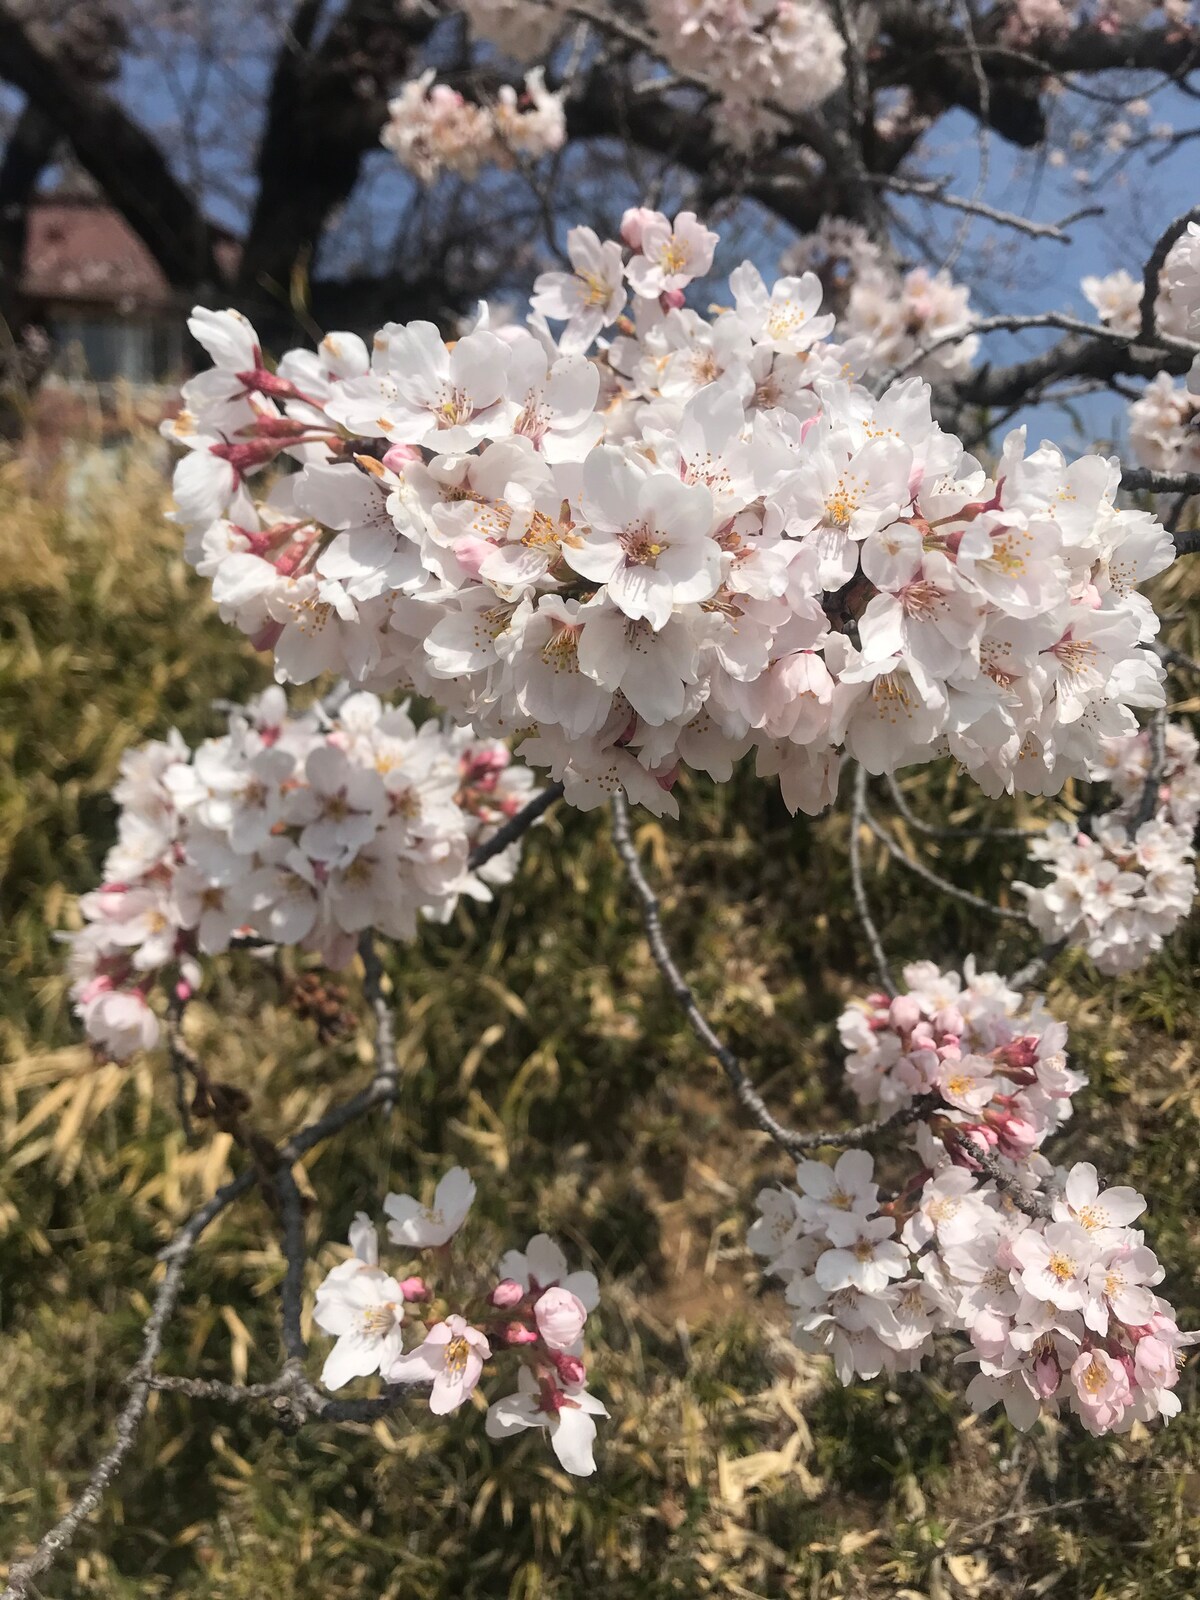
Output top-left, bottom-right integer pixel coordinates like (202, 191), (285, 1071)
(20, 196), (241, 313)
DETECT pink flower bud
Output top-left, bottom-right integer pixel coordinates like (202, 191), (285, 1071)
(382, 443), (422, 471)
(209, 438), (284, 472)
(1032, 1347), (1061, 1399)
(272, 541), (313, 577)
(398, 1276), (428, 1301)
(934, 1006), (965, 1038)
(659, 287), (686, 310)
(989, 1111), (1038, 1159)
(236, 367), (304, 400)
(619, 205), (659, 249)
(994, 1035), (1040, 1076)
(502, 1321), (539, 1345)
(534, 1286), (587, 1351)
(249, 414), (312, 439)
(552, 1352), (586, 1386)
(888, 995), (922, 1033)
(490, 1278), (525, 1308)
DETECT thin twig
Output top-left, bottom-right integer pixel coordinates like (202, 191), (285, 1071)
(1129, 708), (1168, 836)
(467, 781), (564, 871)
(874, 174), (1097, 242)
(860, 786), (1030, 924)
(1, 1055), (408, 1599)
(274, 1164), (310, 1364)
(1139, 206), (1200, 342)
(609, 792), (914, 1155)
(849, 765), (898, 998)
(166, 994), (196, 1144)
(359, 930), (398, 1108)
(884, 773), (1030, 842)
(880, 309), (1200, 392)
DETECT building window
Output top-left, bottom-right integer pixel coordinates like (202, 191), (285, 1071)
(49, 315), (183, 384)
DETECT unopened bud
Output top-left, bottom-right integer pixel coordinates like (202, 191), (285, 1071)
(489, 1278), (525, 1309)
(399, 1276), (428, 1301)
(619, 205), (659, 250)
(888, 995), (922, 1033)
(502, 1321), (539, 1345)
(552, 1352), (586, 1386)
(236, 367), (306, 400)
(382, 443), (422, 471)
(209, 439), (283, 473)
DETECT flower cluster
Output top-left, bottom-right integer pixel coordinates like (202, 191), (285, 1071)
(314, 1167), (607, 1474)
(840, 262), (979, 384)
(381, 68), (565, 185)
(1017, 723), (1199, 973)
(781, 220), (978, 384)
(838, 957), (1085, 1153)
(642, 0), (847, 151)
(751, 963), (1190, 1434)
(164, 213), (1173, 824)
(1083, 221), (1200, 344)
(1009, 0), (1194, 41)
(66, 687), (539, 1059)
(1128, 371), (1200, 474)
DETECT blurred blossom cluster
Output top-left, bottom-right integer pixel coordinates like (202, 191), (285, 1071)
(381, 67), (566, 185)
(1018, 723), (1200, 973)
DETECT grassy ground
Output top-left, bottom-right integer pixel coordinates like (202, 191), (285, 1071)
(3, 435), (1200, 1599)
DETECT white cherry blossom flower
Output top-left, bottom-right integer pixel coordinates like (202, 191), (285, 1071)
(384, 1166), (476, 1247)
(531, 226), (627, 355)
(485, 1367), (608, 1476)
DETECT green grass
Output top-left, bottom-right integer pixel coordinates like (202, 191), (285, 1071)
(3, 438), (1200, 1598)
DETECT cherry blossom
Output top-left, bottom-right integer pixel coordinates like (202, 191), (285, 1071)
(65, 694), (540, 1058)
(162, 219), (1176, 827)
(384, 1166), (476, 1248)
(751, 971), (1189, 1436)
(309, 1174), (607, 1473)
(388, 1316), (492, 1413)
(531, 226), (627, 354)
(485, 1368), (609, 1476)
